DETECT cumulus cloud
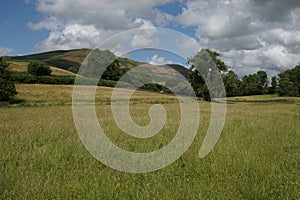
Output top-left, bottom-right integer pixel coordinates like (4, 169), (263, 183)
(176, 0), (300, 76)
(176, 36), (201, 58)
(28, 16), (63, 31)
(33, 23), (117, 52)
(154, 9), (174, 26)
(0, 47), (15, 56)
(130, 19), (160, 48)
(31, 0), (175, 53)
(29, 0), (300, 76)
(148, 54), (173, 65)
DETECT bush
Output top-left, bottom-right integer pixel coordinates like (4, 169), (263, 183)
(28, 61), (52, 76)
(11, 72), (75, 85)
(0, 58), (17, 101)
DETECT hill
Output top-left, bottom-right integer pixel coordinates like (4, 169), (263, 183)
(6, 49), (189, 78)
(8, 49), (91, 70)
(8, 61), (76, 76)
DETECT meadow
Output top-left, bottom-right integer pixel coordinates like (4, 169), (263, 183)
(0, 84), (299, 199)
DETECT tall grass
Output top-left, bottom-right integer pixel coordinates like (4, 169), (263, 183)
(0, 84), (299, 199)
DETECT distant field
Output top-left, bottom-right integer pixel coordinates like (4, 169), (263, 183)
(226, 94), (300, 104)
(9, 61), (76, 76)
(0, 84), (299, 199)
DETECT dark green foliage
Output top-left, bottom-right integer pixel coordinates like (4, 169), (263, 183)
(67, 66), (79, 74)
(12, 72), (75, 85)
(98, 79), (117, 87)
(204, 49), (229, 72)
(269, 76), (278, 94)
(11, 71), (120, 88)
(188, 66), (205, 97)
(102, 59), (124, 81)
(80, 49), (116, 78)
(239, 71), (268, 96)
(277, 65), (300, 96)
(28, 61), (52, 76)
(0, 58), (17, 101)
(139, 83), (161, 92)
(188, 49), (228, 101)
(223, 71), (241, 97)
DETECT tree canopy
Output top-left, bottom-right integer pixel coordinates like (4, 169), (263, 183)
(188, 49), (228, 100)
(0, 58), (17, 102)
(28, 61), (52, 76)
(277, 65), (300, 96)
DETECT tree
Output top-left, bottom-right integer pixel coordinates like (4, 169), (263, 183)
(101, 59), (123, 81)
(188, 49), (228, 101)
(239, 70), (268, 96)
(269, 76), (278, 94)
(223, 71), (241, 97)
(28, 61), (52, 76)
(277, 65), (300, 96)
(68, 66), (79, 74)
(204, 49), (228, 72)
(256, 71), (268, 94)
(80, 49), (117, 78)
(0, 58), (17, 101)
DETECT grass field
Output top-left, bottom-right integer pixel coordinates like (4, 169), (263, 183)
(0, 84), (299, 199)
(9, 62), (76, 76)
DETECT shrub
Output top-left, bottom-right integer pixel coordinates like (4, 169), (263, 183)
(28, 61), (52, 76)
(0, 58), (17, 101)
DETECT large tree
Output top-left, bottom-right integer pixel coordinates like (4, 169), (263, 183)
(80, 49), (122, 79)
(269, 76), (278, 94)
(0, 58), (17, 101)
(223, 71), (241, 97)
(277, 65), (300, 96)
(188, 49), (228, 101)
(239, 71), (268, 96)
(28, 61), (52, 76)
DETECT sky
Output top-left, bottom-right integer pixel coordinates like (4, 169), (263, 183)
(0, 0), (300, 77)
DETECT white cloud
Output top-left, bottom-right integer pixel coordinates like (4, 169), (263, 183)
(0, 47), (15, 56)
(30, 0), (174, 53)
(176, 36), (201, 58)
(27, 16), (62, 30)
(130, 19), (160, 48)
(28, 0), (300, 76)
(33, 23), (115, 52)
(148, 54), (173, 65)
(175, 0), (300, 76)
(154, 9), (174, 27)
(222, 45), (299, 77)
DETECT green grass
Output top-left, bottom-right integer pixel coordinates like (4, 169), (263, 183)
(0, 84), (299, 199)
(226, 94), (300, 104)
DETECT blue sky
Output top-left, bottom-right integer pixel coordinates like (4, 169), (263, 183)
(0, 0), (48, 54)
(0, 0), (299, 77)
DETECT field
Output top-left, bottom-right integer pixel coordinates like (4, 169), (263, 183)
(8, 62), (76, 76)
(0, 84), (299, 199)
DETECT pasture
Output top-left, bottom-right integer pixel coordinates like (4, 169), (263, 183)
(0, 84), (299, 199)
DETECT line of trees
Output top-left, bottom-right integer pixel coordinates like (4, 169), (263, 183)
(0, 49), (299, 103)
(188, 49), (300, 99)
(223, 65), (300, 97)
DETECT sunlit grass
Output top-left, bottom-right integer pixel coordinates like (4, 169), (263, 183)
(9, 62), (76, 76)
(0, 84), (299, 199)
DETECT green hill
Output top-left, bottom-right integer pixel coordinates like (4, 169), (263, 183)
(6, 49), (189, 78)
(8, 49), (91, 70)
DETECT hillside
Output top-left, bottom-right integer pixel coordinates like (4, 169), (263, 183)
(8, 61), (76, 76)
(6, 49), (189, 78)
(8, 49), (91, 70)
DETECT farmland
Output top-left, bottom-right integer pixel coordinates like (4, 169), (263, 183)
(0, 84), (299, 199)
